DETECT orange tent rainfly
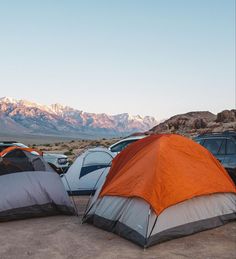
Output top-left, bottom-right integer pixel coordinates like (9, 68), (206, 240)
(83, 134), (236, 247)
(0, 146), (43, 157)
(100, 134), (236, 214)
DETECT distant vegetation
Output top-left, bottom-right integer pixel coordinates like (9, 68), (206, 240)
(33, 138), (119, 162)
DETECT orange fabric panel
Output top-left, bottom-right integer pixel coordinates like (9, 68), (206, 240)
(100, 134), (236, 215)
(0, 146), (42, 157)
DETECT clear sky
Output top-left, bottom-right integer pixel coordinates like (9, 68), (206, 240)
(0, 0), (235, 120)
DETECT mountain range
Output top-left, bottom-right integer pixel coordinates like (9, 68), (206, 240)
(0, 97), (158, 138)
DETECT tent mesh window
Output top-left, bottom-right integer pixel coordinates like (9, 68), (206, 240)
(0, 149), (34, 175)
(31, 157), (46, 171)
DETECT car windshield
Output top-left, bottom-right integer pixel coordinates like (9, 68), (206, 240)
(203, 139), (225, 155)
(110, 139), (138, 153)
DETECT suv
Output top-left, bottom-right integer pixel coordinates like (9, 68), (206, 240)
(109, 135), (146, 155)
(194, 131), (236, 184)
(0, 141), (69, 173)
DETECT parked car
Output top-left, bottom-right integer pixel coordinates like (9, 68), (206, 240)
(0, 141), (69, 173)
(108, 135), (146, 154)
(194, 131), (236, 184)
(42, 152), (69, 173)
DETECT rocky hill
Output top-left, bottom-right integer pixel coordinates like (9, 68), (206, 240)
(0, 97), (158, 138)
(147, 110), (236, 137)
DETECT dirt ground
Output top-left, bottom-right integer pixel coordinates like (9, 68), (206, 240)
(0, 197), (235, 259)
(34, 138), (119, 162)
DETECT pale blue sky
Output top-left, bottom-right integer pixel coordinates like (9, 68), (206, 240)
(0, 0), (235, 120)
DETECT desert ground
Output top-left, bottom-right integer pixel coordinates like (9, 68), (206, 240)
(34, 138), (119, 162)
(1, 136), (236, 258)
(0, 196), (235, 259)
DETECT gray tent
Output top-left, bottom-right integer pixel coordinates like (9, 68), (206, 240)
(0, 147), (75, 221)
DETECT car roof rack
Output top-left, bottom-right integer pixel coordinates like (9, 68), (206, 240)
(196, 130), (236, 138)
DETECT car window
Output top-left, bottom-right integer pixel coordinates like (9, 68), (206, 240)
(226, 139), (236, 155)
(110, 139), (138, 153)
(202, 139), (225, 155)
(218, 140), (226, 155)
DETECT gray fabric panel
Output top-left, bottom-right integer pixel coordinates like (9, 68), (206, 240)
(90, 214), (146, 247)
(84, 196), (102, 218)
(0, 203), (74, 222)
(31, 157), (54, 172)
(84, 175), (108, 216)
(93, 196), (130, 220)
(147, 212), (236, 247)
(89, 196), (150, 236)
(117, 198), (150, 237)
(85, 193), (236, 247)
(85, 212), (236, 248)
(0, 171), (75, 216)
(150, 193), (236, 235)
(116, 221), (146, 247)
(24, 151), (54, 172)
(87, 193), (236, 238)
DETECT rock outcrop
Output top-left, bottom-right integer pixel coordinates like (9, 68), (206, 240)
(148, 110), (236, 137)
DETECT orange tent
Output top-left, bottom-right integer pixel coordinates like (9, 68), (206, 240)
(100, 134), (236, 214)
(84, 134), (236, 247)
(0, 146), (43, 157)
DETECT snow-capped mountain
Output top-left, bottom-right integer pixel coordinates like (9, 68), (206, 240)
(0, 97), (158, 137)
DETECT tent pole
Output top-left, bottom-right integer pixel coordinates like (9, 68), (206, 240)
(82, 152), (113, 222)
(144, 208), (151, 249)
(61, 172), (79, 216)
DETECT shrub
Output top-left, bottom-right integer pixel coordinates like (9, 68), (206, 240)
(64, 151), (73, 156)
